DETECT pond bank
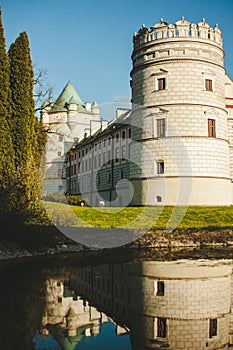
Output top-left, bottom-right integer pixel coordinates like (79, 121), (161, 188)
(1, 223), (233, 262)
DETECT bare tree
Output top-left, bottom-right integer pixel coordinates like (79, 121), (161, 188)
(33, 66), (54, 111)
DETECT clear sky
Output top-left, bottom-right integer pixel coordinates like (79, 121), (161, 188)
(1, 0), (233, 108)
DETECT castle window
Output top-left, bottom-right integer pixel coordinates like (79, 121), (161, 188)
(157, 281), (165, 296)
(209, 319), (217, 338)
(122, 130), (126, 139)
(115, 133), (119, 143)
(157, 318), (167, 338)
(158, 77), (166, 90)
(59, 135), (63, 142)
(98, 154), (102, 167)
(128, 128), (131, 138)
(122, 145), (126, 159)
(120, 170), (124, 179)
(104, 139), (106, 147)
(95, 143), (97, 151)
(108, 172), (111, 182)
(115, 148), (119, 162)
(108, 137), (112, 145)
(157, 160), (164, 174)
(58, 297), (62, 303)
(103, 152), (106, 164)
(208, 119), (216, 137)
(82, 149), (85, 157)
(57, 151), (62, 157)
(108, 150), (111, 164)
(205, 79), (213, 91)
(157, 118), (166, 137)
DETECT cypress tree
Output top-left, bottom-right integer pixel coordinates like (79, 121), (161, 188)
(8, 31), (41, 217)
(0, 8), (15, 218)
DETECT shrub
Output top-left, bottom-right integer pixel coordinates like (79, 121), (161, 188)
(66, 195), (87, 206)
(42, 193), (87, 206)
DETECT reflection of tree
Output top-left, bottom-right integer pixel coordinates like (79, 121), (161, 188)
(0, 262), (46, 350)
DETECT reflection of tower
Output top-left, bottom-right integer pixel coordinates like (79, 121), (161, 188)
(43, 260), (233, 350)
(41, 81), (100, 194)
(68, 259), (233, 350)
(130, 17), (233, 205)
(129, 260), (232, 350)
(42, 278), (108, 344)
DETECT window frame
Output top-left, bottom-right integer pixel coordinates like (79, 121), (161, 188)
(157, 160), (165, 175)
(208, 118), (216, 138)
(157, 318), (167, 338)
(209, 319), (217, 338)
(156, 118), (166, 137)
(156, 281), (165, 296)
(157, 77), (166, 90)
(205, 78), (213, 92)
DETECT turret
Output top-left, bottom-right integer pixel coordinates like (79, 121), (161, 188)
(91, 100), (100, 116)
(130, 16), (231, 206)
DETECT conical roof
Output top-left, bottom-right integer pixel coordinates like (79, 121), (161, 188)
(91, 100), (99, 108)
(50, 81), (85, 112)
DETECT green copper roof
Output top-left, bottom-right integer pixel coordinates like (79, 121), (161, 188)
(91, 100), (99, 107)
(41, 99), (50, 108)
(50, 81), (85, 113)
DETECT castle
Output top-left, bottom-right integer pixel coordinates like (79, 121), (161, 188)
(42, 17), (233, 206)
(41, 259), (233, 350)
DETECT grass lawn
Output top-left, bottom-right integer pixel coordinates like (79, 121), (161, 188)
(43, 202), (233, 231)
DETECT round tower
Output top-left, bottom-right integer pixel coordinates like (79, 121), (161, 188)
(130, 17), (231, 205)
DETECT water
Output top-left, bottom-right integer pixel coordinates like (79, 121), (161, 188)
(0, 253), (232, 350)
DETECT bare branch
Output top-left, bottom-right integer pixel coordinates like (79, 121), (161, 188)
(33, 66), (55, 111)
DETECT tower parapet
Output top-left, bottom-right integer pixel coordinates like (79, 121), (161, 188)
(133, 17), (222, 48)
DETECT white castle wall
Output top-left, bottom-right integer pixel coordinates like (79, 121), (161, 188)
(130, 17), (232, 205)
(42, 99), (100, 194)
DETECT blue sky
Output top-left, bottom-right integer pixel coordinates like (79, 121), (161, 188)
(1, 0), (233, 108)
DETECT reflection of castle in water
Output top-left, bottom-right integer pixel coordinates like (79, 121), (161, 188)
(42, 259), (233, 349)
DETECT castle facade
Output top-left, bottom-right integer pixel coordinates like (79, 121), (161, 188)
(43, 17), (233, 206)
(41, 81), (102, 194)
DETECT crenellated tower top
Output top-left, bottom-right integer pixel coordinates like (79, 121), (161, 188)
(133, 16), (222, 48)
